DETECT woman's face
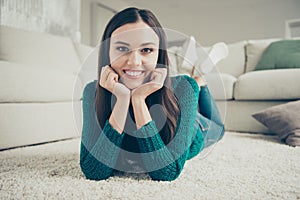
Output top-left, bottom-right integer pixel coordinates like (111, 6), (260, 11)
(109, 21), (160, 89)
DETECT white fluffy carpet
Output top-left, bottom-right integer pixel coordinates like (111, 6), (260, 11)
(0, 132), (299, 200)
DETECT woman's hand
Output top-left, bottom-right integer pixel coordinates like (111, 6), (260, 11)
(99, 66), (130, 133)
(131, 68), (167, 101)
(131, 68), (167, 128)
(99, 65), (130, 99)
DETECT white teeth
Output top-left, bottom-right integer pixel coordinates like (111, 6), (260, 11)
(125, 71), (142, 77)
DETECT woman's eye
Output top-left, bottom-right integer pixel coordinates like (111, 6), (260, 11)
(141, 48), (153, 54)
(116, 46), (129, 52)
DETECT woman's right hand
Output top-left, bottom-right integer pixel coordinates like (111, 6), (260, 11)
(99, 65), (130, 99)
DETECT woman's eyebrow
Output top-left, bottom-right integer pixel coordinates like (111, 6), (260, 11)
(114, 41), (158, 47)
(114, 41), (130, 46)
(140, 42), (157, 46)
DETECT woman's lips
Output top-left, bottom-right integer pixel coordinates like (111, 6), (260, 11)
(123, 70), (144, 79)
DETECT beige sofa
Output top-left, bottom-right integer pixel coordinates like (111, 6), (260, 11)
(168, 38), (300, 134)
(1, 25), (299, 150)
(0, 25), (93, 149)
(73, 38), (300, 134)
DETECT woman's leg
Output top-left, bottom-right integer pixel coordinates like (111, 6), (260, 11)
(193, 76), (224, 149)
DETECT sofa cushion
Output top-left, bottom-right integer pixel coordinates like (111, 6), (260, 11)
(245, 38), (281, 72)
(205, 73), (236, 100)
(214, 41), (246, 78)
(0, 61), (79, 102)
(73, 43), (93, 64)
(0, 26), (81, 73)
(234, 68), (300, 100)
(75, 46), (98, 95)
(255, 40), (300, 71)
(166, 40), (246, 78)
(167, 46), (181, 76)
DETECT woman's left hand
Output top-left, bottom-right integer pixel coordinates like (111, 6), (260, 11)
(131, 68), (167, 101)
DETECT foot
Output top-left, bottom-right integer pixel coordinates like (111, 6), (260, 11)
(193, 76), (206, 87)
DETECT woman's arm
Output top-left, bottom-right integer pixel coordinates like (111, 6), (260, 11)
(100, 65), (131, 133)
(131, 68), (167, 129)
(80, 81), (127, 180)
(131, 97), (152, 129)
(109, 97), (130, 133)
(133, 75), (200, 181)
(133, 122), (192, 181)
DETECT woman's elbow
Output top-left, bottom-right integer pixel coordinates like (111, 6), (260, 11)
(80, 159), (112, 181)
(149, 168), (182, 182)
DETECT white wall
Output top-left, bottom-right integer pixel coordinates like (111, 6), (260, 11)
(155, 0), (300, 45)
(3, 0), (298, 46)
(119, 0), (300, 45)
(80, 0), (129, 46)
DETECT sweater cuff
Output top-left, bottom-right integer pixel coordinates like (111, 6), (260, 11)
(133, 120), (159, 138)
(133, 121), (167, 153)
(102, 120), (124, 147)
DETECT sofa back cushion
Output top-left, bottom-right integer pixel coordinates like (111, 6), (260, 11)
(167, 46), (181, 76)
(214, 41), (246, 77)
(0, 26), (81, 73)
(245, 38), (281, 72)
(73, 43), (93, 64)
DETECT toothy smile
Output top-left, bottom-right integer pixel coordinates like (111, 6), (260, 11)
(124, 70), (144, 78)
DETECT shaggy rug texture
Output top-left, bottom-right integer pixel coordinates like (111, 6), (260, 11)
(0, 132), (299, 200)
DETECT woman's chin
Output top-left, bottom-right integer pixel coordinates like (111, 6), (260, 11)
(124, 82), (142, 90)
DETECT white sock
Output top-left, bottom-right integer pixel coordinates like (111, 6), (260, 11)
(196, 42), (229, 75)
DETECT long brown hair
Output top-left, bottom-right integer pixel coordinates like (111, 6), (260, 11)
(95, 7), (179, 144)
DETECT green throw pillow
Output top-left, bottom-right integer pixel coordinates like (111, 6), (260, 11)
(255, 40), (300, 71)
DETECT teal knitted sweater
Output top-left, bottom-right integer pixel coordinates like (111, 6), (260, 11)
(80, 75), (217, 181)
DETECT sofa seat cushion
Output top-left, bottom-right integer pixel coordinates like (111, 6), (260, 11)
(234, 69), (300, 100)
(205, 73), (236, 100)
(0, 61), (79, 102)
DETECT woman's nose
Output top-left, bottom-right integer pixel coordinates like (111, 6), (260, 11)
(127, 50), (142, 67)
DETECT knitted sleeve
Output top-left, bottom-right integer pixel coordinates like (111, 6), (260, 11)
(80, 81), (124, 180)
(133, 75), (201, 181)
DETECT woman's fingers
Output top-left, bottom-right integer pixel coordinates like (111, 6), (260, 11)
(107, 71), (118, 86)
(99, 65), (118, 89)
(131, 68), (167, 99)
(99, 65), (130, 98)
(99, 66), (109, 86)
(151, 68), (167, 86)
(100, 66), (168, 99)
